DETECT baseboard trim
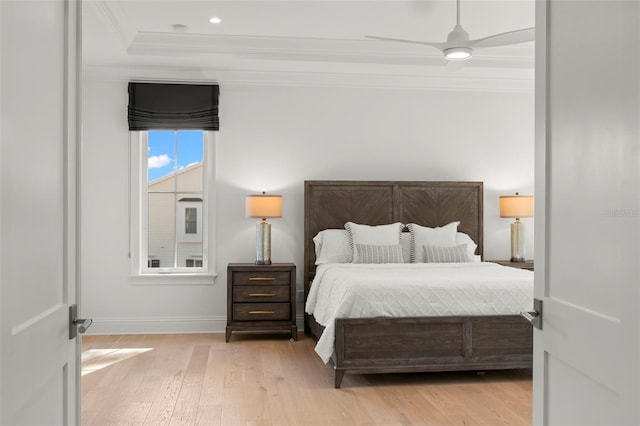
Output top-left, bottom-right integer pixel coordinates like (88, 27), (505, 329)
(85, 315), (306, 335)
(85, 316), (226, 335)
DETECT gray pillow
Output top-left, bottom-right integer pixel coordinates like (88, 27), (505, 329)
(423, 244), (470, 263)
(353, 244), (404, 264)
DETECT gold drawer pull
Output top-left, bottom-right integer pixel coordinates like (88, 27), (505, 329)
(248, 277), (275, 281)
(248, 310), (275, 315)
(248, 293), (275, 297)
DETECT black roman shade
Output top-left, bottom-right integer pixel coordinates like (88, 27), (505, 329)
(128, 82), (219, 131)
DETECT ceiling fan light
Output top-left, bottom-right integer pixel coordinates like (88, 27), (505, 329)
(444, 47), (473, 61)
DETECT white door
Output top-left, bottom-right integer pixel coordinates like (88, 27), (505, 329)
(533, 1), (639, 425)
(0, 0), (81, 424)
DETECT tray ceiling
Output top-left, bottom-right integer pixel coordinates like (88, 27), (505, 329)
(83, 0), (535, 89)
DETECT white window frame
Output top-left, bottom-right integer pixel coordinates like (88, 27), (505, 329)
(129, 130), (217, 283)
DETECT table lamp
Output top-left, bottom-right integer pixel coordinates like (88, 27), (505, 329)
(499, 193), (534, 262)
(246, 193), (282, 265)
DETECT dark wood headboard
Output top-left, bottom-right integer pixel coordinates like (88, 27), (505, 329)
(303, 180), (484, 303)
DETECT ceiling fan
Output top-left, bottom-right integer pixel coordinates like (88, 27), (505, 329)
(365, 0), (534, 62)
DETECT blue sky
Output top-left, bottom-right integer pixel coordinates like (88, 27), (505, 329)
(148, 130), (204, 181)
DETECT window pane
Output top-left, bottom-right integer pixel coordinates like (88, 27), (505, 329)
(176, 131), (204, 193)
(148, 131), (175, 183)
(144, 130), (206, 272)
(179, 246), (203, 268)
(185, 207), (197, 234)
(148, 192), (176, 268)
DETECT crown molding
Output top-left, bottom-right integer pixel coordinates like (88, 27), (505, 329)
(127, 31), (534, 70)
(83, 63), (533, 93)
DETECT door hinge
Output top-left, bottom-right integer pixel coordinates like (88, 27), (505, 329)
(521, 298), (542, 330)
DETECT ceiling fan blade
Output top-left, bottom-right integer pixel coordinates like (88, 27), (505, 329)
(470, 27), (535, 48)
(365, 35), (446, 50)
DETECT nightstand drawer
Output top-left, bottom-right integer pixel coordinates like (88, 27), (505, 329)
(232, 271), (291, 286)
(233, 285), (290, 303)
(233, 303), (291, 321)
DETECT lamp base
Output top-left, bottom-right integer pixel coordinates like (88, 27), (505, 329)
(510, 219), (526, 263)
(255, 221), (272, 265)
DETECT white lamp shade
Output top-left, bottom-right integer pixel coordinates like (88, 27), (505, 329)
(246, 194), (282, 218)
(499, 195), (534, 218)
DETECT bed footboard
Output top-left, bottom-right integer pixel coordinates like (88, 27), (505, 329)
(333, 315), (533, 388)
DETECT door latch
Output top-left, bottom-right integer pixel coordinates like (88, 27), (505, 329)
(69, 304), (93, 339)
(521, 298), (542, 330)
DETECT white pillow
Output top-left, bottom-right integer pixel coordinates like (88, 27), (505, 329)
(456, 232), (479, 260)
(344, 222), (404, 263)
(423, 244), (471, 263)
(353, 244), (404, 264)
(313, 227), (477, 264)
(407, 221), (460, 262)
(313, 229), (352, 264)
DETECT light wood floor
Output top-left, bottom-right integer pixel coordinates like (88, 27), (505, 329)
(81, 333), (532, 426)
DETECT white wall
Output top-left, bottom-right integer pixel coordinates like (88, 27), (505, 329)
(82, 77), (534, 334)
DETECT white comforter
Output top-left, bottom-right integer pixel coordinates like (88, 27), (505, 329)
(305, 262), (533, 363)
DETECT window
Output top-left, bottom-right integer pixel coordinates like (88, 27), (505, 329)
(131, 129), (214, 276)
(185, 258), (203, 268)
(177, 200), (203, 243)
(184, 207), (197, 235)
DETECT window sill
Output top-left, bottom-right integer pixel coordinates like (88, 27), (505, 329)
(129, 272), (218, 286)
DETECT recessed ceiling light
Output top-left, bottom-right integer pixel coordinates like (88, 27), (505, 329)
(209, 16), (222, 24)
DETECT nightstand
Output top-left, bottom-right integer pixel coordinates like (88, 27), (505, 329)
(491, 260), (534, 271)
(226, 263), (297, 342)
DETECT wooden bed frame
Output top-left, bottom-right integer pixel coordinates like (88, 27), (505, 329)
(303, 180), (533, 388)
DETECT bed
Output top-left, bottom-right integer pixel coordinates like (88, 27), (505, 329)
(303, 180), (533, 388)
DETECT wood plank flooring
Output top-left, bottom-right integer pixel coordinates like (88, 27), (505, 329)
(81, 333), (532, 426)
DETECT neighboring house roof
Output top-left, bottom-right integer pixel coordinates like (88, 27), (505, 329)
(148, 161), (203, 189)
